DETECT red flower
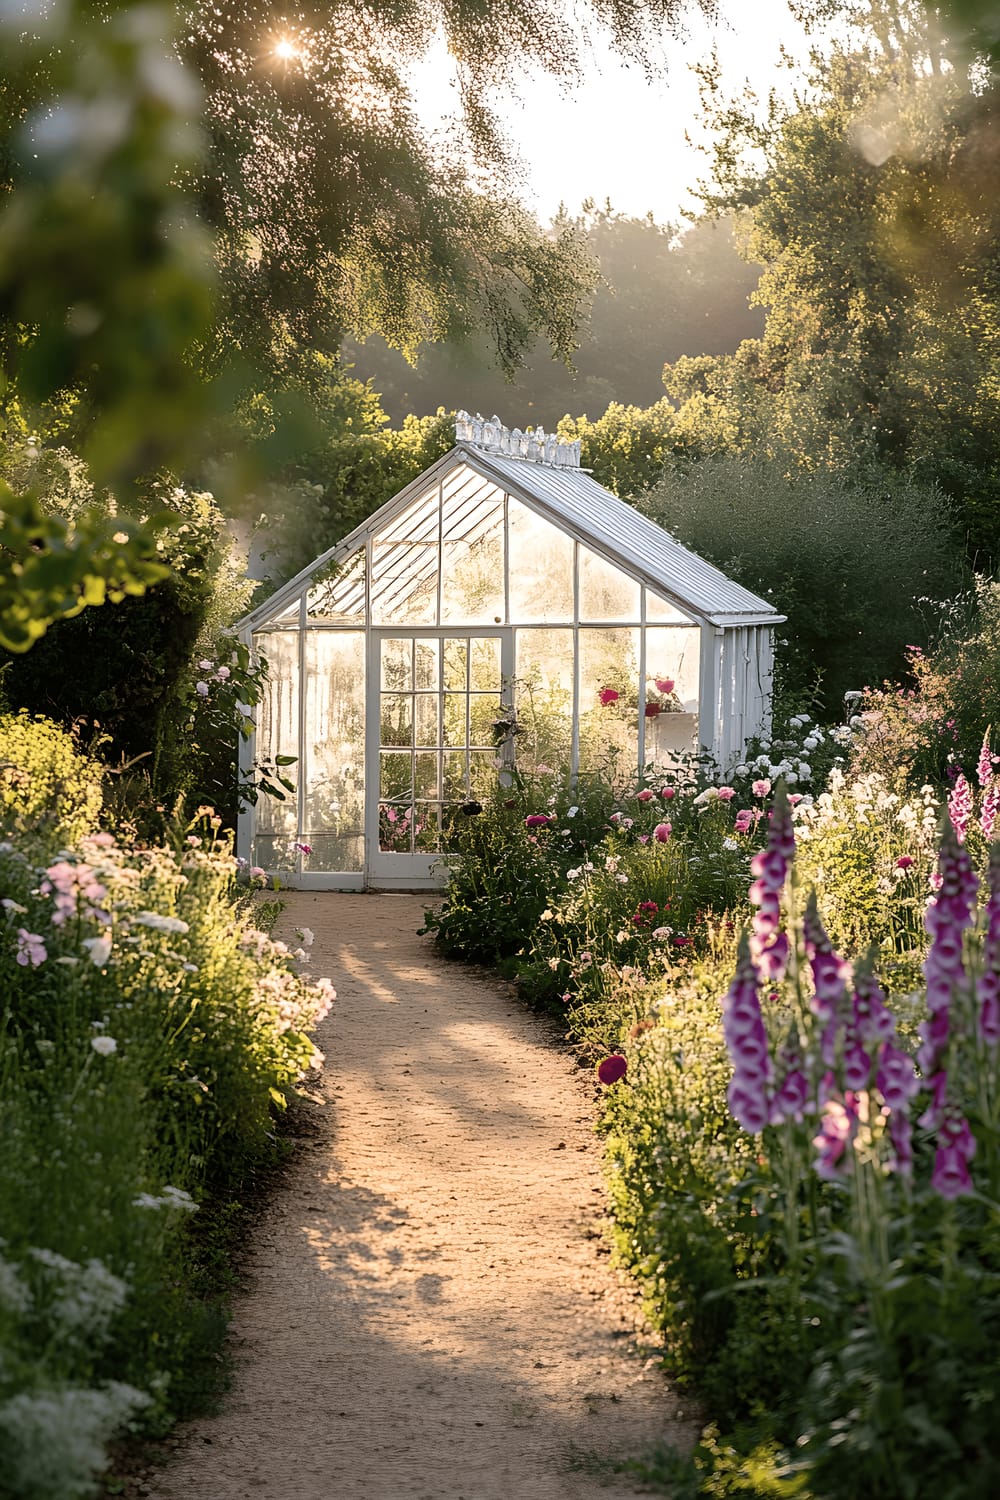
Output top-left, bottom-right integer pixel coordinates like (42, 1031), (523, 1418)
(644, 702), (661, 717)
(598, 687), (620, 706)
(597, 1054), (628, 1085)
(524, 814), (552, 828)
(654, 677), (675, 694)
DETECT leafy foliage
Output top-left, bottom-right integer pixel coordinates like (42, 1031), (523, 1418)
(642, 448), (968, 709)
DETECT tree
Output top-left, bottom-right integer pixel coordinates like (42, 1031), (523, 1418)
(343, 209), (765, 426)
(693, 2), (1000, 560)
(179, 0), (716, 395)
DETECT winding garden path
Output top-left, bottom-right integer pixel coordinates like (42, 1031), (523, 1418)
(150, 894), (688, 1500)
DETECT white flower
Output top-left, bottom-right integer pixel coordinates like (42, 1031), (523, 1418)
(90, 1036), (117, 1056)
(195, 680), (210, 697)
(296, 926), (315, 947)
(132, 911), (190, 934)
(198, 659), (213, 671)
(616, 873), (629, 884)
(722, 837), (739, 850)
(82, 935), (112, 966)
(540, 909), (554, 921)
(567, 806), (579, 817)
(1, 898), (27, 914)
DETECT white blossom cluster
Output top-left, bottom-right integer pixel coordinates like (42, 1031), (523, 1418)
(735, 714), (836, 789)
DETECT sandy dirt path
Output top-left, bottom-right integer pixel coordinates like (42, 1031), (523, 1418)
(149, 893), (689, 1500)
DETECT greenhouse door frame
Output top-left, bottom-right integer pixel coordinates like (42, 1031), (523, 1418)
(366, 626), (514, 889)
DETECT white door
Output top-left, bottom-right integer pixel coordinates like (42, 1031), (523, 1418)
(367, 630), (513, 887)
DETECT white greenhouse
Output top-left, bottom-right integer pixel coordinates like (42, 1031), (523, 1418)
(236, 415), (784, 889)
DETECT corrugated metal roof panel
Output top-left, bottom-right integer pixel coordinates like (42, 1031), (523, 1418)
(466, 447), (781, 625)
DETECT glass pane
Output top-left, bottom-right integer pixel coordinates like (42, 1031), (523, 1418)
(414, 638), (440, 691)
(470, 636), (501, 691)
(578, 627), (641, 780)
(443, 638), (467, 691)
(441, 489), (505, 625)
(270, 598), (302, 626)
(469, 751), (498, 800)
(370, 544), (438, 624)
(414, 805), (442, 853)
(507, 497), (574, 623)
(252, 833), (297, 873)
(414, 751), (440, 800)
(469, 695), (500, 749)
(380, 694), (412, 747)
(442, 750), (468, 800)
(644, 625), (701, 767)
(414, 694), (439, 747)
(380, 802), (414, 853)
(303, 631), (365, 872)
(645, 588), (693, 625)
(307, 550), (366, 622)
(381, 639), (411, 692)
(380, 751), (412, 801)
(644, 626), (701, 711)
(579, 545), (641, 622)
(371, 485), (439, 626)
(442, 694), (468, 748)
(253, 631), (299, 846)
(514, 628), (574, 775)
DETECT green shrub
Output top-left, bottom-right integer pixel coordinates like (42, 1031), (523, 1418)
(0, 710), (103, 853)
(643, 450), (967, 711)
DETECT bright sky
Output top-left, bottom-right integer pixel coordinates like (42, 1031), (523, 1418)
(410, 0), (818, 224)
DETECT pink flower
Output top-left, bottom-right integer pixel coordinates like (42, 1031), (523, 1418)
(598, 687), (619, 706)
(15, 929), (47, 968)
(947, 773), (973, 843)
(597, 1054), (628, 1085)
(294, 842), (313, 855)
(653, 823), (672, 842)
(895, 855), (914, 870)
(636, 789), (654, 803)
(977, 729), (994, 790)
(734, 810), (753, 834)
(637, 834), (650, 844)
(654, 677), (675, 694)
(195, 680), (210, 697)
(524, 814), (551, 828)
(751, 779), (771, 798)
(813, 1096), (859, 1181)
(660, 787), (675, 800)
(716, 786), (736, 801)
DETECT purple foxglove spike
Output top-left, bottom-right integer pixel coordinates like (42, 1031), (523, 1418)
(876, 1042), (919, 1109)
(931, 1144), (974, 1199)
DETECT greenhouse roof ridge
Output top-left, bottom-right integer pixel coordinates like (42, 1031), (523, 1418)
(454, 410), (581, 468)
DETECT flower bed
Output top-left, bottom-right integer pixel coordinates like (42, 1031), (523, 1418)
(428, 750), (1000, 1497)
(0, 715), (334, 1500)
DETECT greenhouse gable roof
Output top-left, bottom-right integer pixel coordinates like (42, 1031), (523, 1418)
(242, 423), (784, 631)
